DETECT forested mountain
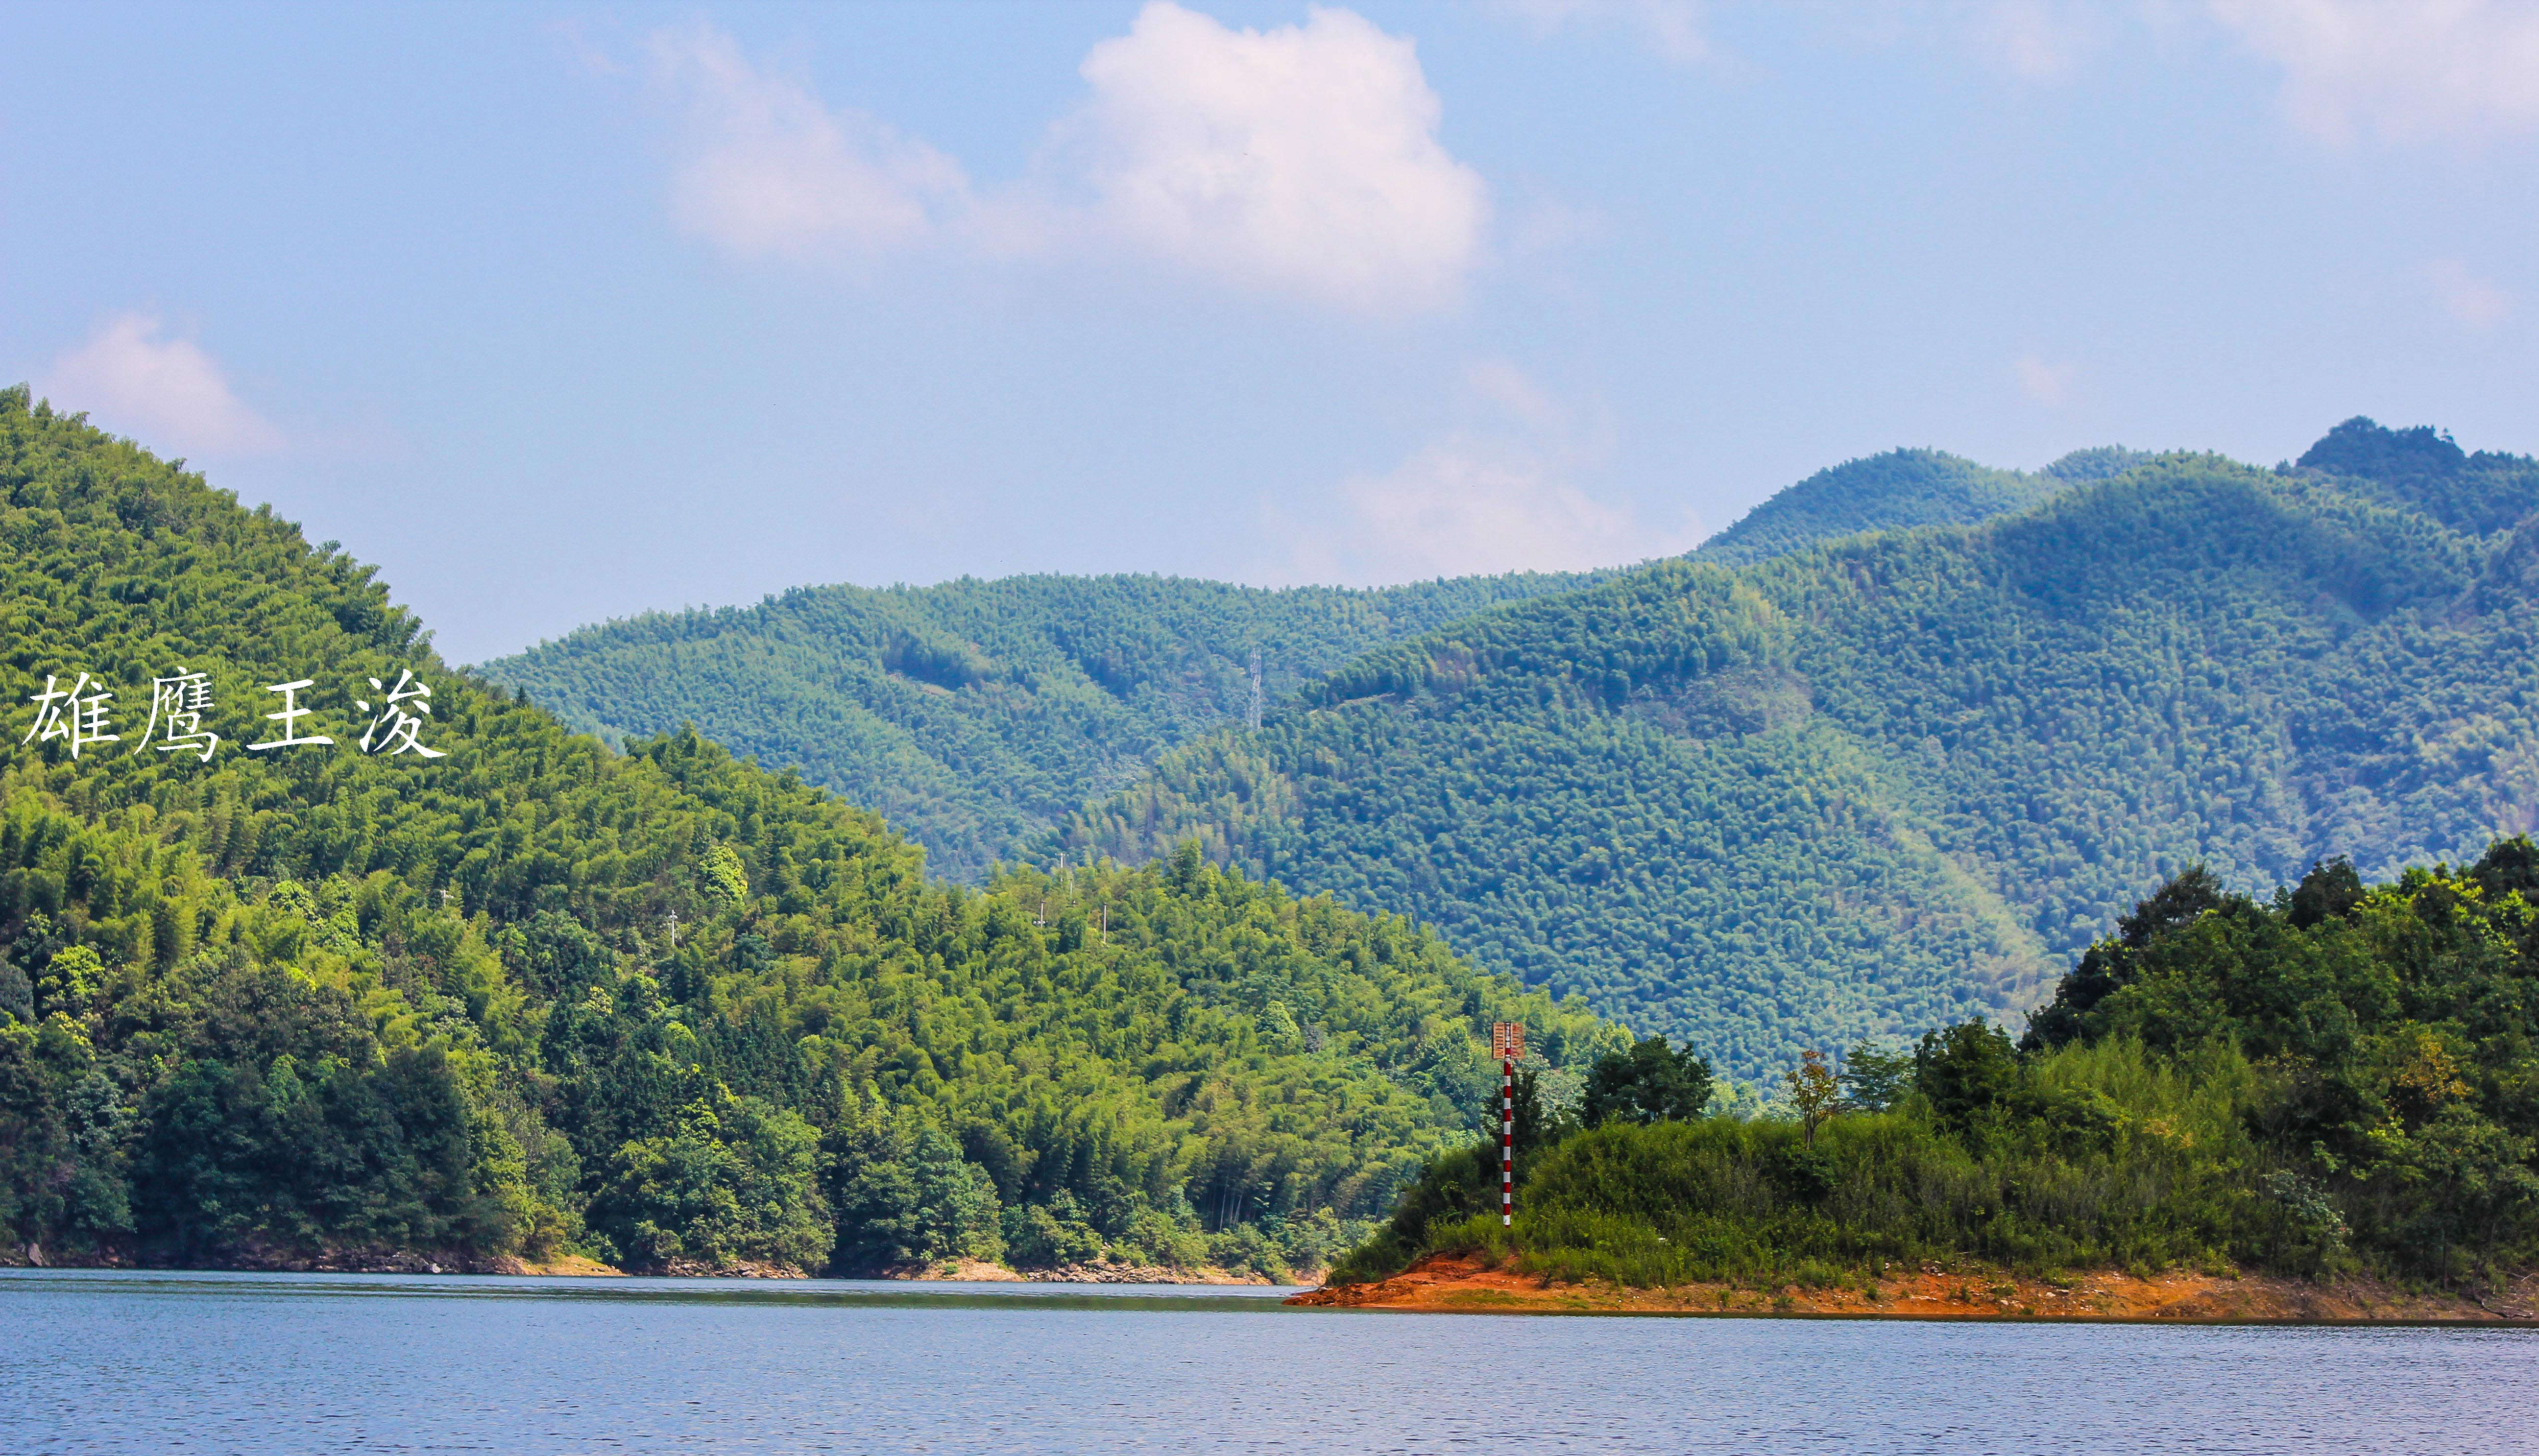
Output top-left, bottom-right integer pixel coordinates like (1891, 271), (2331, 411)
(1684, 446), (2106, 567)
(1055, 421), (2539, 1082)
(480, 446), (2096, 882)
(0, 386), (1615, 1276)
(484, 575), (1599, 883)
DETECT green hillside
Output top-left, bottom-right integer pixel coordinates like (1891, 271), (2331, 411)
(1350, 844), (2539, 1289)
(479, 446), (2092, 883)
(1685, 446), (2095, 568)
(0, 386), (1614, 1276)
(483, 574), (1601, 883)
(1054, 422), (2539, 1082)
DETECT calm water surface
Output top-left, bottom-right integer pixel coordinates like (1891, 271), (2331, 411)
(1, 1268), (2529, 1454)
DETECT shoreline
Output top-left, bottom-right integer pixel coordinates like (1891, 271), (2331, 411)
(898, 1256), (1297, 1286)
(1286, 1253), (2539, 1325)
(6, 1245), (1303, 1286)
(5, 1245), (628, 1278)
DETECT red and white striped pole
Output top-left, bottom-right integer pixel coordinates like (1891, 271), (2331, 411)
(1500, 1052), (1515, 1226)
(1492, 1022), (1523, 1227)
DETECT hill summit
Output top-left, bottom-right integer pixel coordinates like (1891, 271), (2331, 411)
(1054, 421), (2539, 1078)
(484, 442), (2105, 881)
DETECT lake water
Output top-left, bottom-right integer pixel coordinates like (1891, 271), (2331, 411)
(2, 1269), (2530, 1454)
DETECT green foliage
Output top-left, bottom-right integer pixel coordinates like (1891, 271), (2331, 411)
(1914, 1022), (2027, 1134)
(2038, 446), (2156, 484)
(481, 443), (2094, 885)
(2026, 838), (2539, 1280)
(1327, 1141), (1505, 1284)
(0, 385), (1615, 1274)
(1506, 1078), (2275, 1288)
(1506, 1063), (1575, 1160)
(1837, 1041), (1912, 1112)
(1355, 1035), (2294, 1288)
(588, 1090), (829, 1272)
(1349, 844), (2539, 1288)
(484, 571), (1608, 883)
(699, 844), (749, 907)
(2297, 416), (2539, 536)
(1688, 448), (2070, 567)
(826, 1095), (1002, 1272)
(131, 1039), (488, 1261)
(1001, 1191), (1102, 1269)
(1058, 425), (2539, 1080)
(1783, 1048), (1840, 1144)
(1581, 1035), (1714, 1127)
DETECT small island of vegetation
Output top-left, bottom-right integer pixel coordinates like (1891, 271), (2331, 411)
(1307, 842), (2539, 1322)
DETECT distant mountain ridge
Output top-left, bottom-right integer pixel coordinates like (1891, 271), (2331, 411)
(484, 444), (2102, 880)
(1048, 422), (2539, 1079)
(486, 573), (1602, 882)
(1687, 446), (2111, 567)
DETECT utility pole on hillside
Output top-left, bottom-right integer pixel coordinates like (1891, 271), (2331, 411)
(1492, 1022), (1525, 1227)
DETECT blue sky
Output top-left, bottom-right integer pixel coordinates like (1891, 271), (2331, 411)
(4, 1), (2533, 663)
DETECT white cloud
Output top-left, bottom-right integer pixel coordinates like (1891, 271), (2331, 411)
(1278, 362), (1693, 583)
(649, 24), (969, 260)
(1499, 0), (1711, 65)
(2209, 0), (2539, 143)
(43, 314), (284, 456)
(2429, 259), (2513, 329)
(1965, 0), (2107, 81)
(1064, 3), (1489, 312)
(641, 7), (1486, 313)
(1319, 441), (1693, 579)
(1464, 358), (1567, 427)
(1501, 188), (1609, 261)
(2014, 353), (2077, 406)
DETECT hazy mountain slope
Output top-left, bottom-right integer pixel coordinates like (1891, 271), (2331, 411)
(0, 387), (1614, 1275)
(483, 447), (2093, 881)
(483, 573), (1605, 882)
(1052, 424), (2539, 1081)
(2294, 417), (2539, 537)
(1686, 447), (2105, 568)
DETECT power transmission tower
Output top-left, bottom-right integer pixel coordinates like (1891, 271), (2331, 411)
(1246, 646), (1264, 732)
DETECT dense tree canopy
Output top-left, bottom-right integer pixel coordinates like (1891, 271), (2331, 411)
(0, 387), (1616, 1276)
(1344, 840), (2539, 1289)
(1685, 447), (2082, 567)
(484, 571), (1605, 883)
(1058, 424), (2539, 1079)
(481, 447), (2089, 883)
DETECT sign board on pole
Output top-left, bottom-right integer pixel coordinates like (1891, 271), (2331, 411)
(1491, 1022), (1525, 1061)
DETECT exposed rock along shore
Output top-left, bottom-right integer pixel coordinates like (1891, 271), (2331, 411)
(1287, 1253), (2539, 1323)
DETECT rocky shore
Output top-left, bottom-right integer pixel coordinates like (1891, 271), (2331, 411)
(1288, 1253), (2539, 1323)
